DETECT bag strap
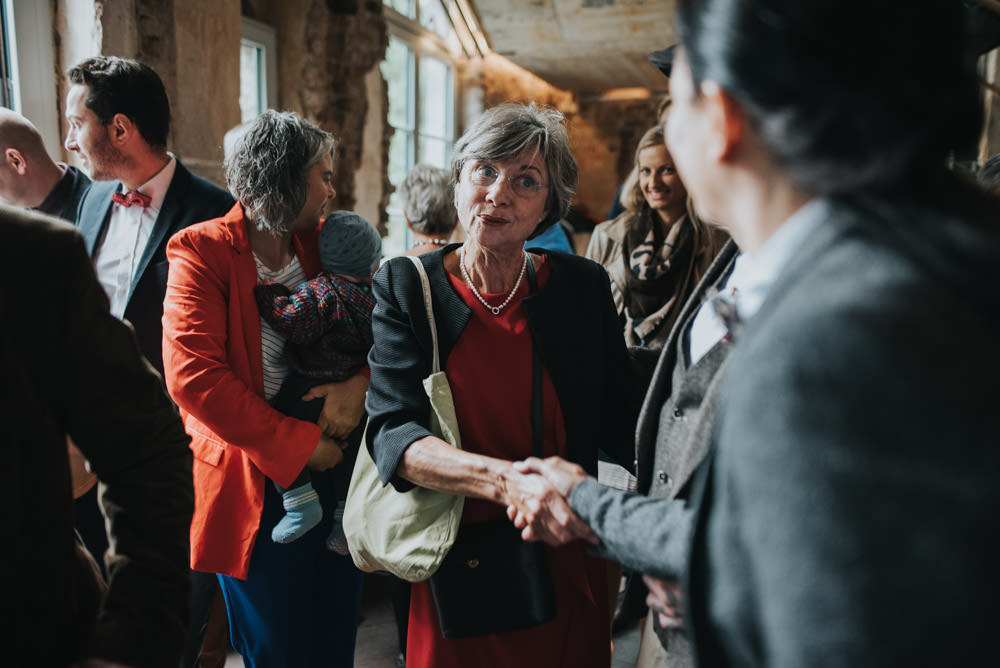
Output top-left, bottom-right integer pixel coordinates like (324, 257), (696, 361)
(407, 255), (441, 374)
(525, 255), (542, 459)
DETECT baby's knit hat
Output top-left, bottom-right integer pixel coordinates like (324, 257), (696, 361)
(318, 211), (382, 278)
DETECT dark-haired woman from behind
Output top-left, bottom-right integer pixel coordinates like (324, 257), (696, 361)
(584, 0), (999, 665)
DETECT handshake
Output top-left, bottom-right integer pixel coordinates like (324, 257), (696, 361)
(503, 455), (595, 547)
(502, 455), (685, 630)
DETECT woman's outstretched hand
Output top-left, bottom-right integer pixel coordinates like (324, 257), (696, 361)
(503, 457), (597, 547)
(303, 373), (369, 439)
(514, 456), (590, 497)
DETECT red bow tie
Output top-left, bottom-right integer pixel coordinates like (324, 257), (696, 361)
(111, 190), (153, 208)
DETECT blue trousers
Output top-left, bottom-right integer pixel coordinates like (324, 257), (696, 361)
(218, 472), (364, 667)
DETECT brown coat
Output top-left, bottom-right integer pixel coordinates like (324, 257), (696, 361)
(1, 206), (193, 668)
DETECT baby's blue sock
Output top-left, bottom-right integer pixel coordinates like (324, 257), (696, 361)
(326, 500), (349, 555)
(272, 483), (322, 543)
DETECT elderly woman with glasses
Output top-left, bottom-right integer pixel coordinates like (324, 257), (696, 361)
(162, 110), (366, 667)
(365, 102), (637, 667)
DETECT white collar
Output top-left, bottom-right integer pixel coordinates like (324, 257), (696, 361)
(736, 198), (827, 321)
(119, 154), (177, 212)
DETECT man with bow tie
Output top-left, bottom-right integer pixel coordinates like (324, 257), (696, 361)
(64, 55), (235, 668)
(65, 56), (234, 376)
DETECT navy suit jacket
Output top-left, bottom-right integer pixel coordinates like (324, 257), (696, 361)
(76, 160), (235, 373)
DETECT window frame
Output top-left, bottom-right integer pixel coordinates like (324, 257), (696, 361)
(3, 0), (60, 156)
(382, 1), (461, 256)
(240, 16), (278, 122)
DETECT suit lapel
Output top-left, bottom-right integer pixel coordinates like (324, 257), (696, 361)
(634, 240), (739, 493)
(128, 162), (192, 303)
(77, 180), (117, 256)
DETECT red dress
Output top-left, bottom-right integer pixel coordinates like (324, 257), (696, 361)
(406, 255), (612, 668)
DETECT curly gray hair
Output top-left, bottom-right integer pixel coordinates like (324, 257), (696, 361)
(397, 164), (457, 236)
(451, 102), (577, 238)
(225, 110), (335, 235)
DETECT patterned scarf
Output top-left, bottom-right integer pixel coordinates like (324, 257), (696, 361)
(622, 209), (695, 347)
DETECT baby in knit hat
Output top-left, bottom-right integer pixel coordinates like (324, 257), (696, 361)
(254, 211), (382, 551)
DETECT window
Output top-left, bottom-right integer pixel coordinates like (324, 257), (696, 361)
(0, 3), (13, 109)
(381, 0), (459, 257)
(239, 17), (278, 123)
(2, 0), (59, 154)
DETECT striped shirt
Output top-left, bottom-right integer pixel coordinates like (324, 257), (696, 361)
(254, 253), (307, 400)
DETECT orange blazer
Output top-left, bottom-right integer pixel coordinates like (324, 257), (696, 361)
(163, 202), (322, 579)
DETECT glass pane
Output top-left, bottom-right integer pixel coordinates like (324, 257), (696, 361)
(239, 42), (263, 123)
(385, 0), (414, 18)
(417, 135), (449, 169)
(388, 128), (413, 187)
(0, 3), (13, 109)
(381, 37), (413, 131)
(383, 209), (409, 258)
(418, 55), (451, 139)
(419, 0), (455, 44)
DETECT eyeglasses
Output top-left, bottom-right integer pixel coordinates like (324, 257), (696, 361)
(468, 162), (548, 199)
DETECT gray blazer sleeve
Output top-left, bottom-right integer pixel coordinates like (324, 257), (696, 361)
(571, 479), (694, 579)
(707, 271), (1000, 666)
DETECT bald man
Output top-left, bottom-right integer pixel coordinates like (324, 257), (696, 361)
(0, 107), (90, 222)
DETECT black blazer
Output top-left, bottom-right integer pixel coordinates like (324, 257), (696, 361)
(365, 245), (637, 489)
(75, 160), (235, 373)
(1, 206), (193, 667)
(58, 165), (92, 222)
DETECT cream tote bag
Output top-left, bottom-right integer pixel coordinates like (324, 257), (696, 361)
(344, 255), (464, 582)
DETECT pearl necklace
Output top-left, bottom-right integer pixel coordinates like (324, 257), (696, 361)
(460, 247), (528, 316)
(410, 238), (450, 249)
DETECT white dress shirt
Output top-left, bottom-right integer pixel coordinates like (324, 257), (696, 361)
(687, 199), (826, 363)
(94, 156), (177, 319)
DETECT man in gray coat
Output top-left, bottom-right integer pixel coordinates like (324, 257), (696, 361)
(519, 236), (740, 667)
(667, 0), (997, 665)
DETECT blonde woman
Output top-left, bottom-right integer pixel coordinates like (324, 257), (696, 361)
(587, 125), (727, 348)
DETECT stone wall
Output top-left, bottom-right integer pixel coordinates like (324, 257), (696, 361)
(171, 0), (242, 184)
(569, 97), (661, 224)
(249, 0), (390, 231)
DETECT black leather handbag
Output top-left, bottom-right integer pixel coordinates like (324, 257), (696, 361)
(428, 518), (556, 638)
(427, 261), (557, 639)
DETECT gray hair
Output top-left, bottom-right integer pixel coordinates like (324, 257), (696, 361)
(397, 164), (457, 236)
(451, 102), (577, 237)
(225, 110), (335, 235)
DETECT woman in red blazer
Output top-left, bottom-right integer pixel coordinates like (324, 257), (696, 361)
(163, 110), (367, 667)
